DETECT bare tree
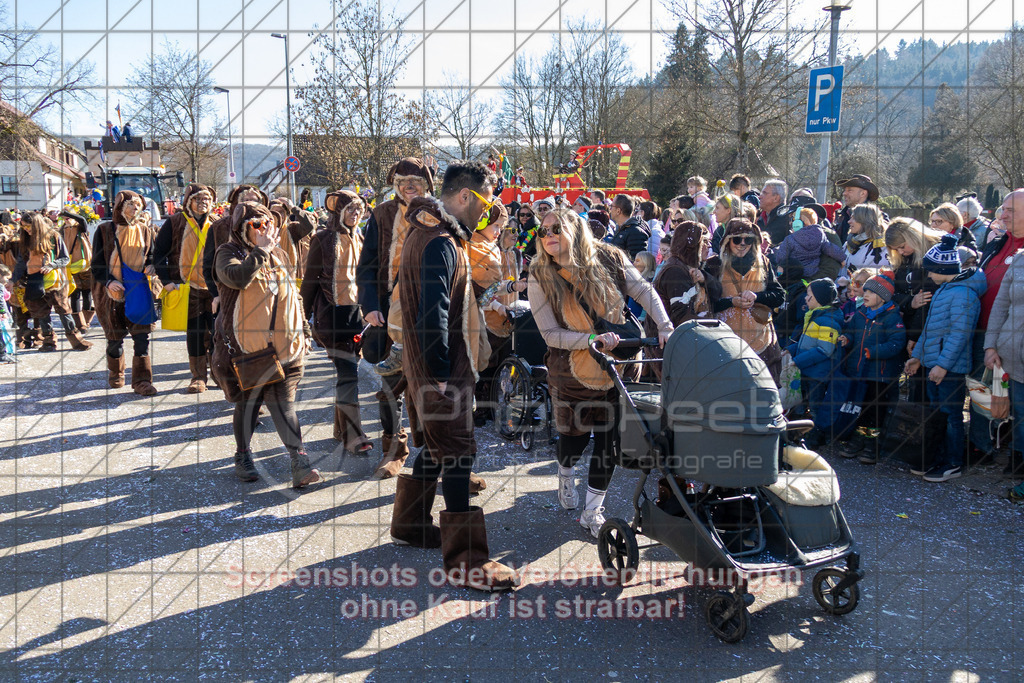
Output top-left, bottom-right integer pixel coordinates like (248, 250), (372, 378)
(561, 19), (635, 186)
(671, 0), (822, 175)
(295, 0), (431, 193)
(970, 28), (1024, 190)
(495, 46), (568, 185)
(0, 2), (95, 119)
(124, 41), (224, 183)
(426, 71), (491, 160)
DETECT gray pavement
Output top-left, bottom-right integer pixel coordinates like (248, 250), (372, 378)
(1, 326), (1022, 682)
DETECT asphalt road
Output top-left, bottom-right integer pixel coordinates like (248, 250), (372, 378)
(1, 326), (1022, 681)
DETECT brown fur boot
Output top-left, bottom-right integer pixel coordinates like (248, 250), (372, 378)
(390, 474), (442, 548)
(469, 473), (487, 494)
(439, 507), (519, 592)
(372, 431), (409, 479)
(107, 355), (126, 388)
(83, 310), (96, 327)
(335, 404), (372, 453)
(131, 356), (157, 396)
(72, 311), (88, 332)
(65, 329), (93, 351)
(187, 356), (208, 393)
(38, 325), (58, 352)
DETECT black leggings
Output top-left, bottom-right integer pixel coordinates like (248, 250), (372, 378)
(69, 287), (92, 313)
(186, 310), (214, 357)
(232, 379), (303, 454)
(107, 334), (150, 358)
(411, 448), (473, 513)
(556, 429), (616, 492)
(377, 372), (405, 436)
(329, 349), (360, 406)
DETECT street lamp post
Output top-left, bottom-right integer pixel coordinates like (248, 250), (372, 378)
(816, 1), (853, 203)
(270, 33), (294, 203)
(213, 87), (235, 188)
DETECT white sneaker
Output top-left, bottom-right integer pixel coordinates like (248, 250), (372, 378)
(579, 507), (606, 539)
(558, 472), (579, 510)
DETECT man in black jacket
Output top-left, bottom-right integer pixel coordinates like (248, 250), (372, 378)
(390, 160), (518, 592)
(756, 179), (791, 247)
(608, 194), (650, 259)
(833, 174), (880, 243)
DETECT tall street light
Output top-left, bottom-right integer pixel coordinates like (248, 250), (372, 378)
(270, 33), (294, 203)
(816, 1), (853, 202)
(213, 87), (235, 188)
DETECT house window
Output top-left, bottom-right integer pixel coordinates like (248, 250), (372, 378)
(0, 176), (18, 194)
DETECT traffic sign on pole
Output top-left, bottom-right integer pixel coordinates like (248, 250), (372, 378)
(805, 65), (844, 134)
(284, 156), (300, 173)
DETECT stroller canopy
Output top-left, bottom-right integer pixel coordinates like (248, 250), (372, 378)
(661, 320), (783, 487)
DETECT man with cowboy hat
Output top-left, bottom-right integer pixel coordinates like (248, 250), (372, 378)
(834, 174), (880, 243)
(154, 183), (218, 393)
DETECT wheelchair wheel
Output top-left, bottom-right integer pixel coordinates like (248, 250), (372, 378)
(493, 357), (533, 441)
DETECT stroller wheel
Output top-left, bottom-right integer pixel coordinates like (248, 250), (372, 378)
(596, 518), (639, 585)
(812, 567), (860, 616)
(521, 429), (533, 450)
(705, 591), (749, 643)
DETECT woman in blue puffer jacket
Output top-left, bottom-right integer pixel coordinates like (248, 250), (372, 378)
(905, 235), (988, 482)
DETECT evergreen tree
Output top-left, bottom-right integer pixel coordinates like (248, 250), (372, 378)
(644, 118), (698, 205)
(907, 84), (978, 200)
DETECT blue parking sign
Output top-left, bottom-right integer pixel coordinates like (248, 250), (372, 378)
(805, 65), (844, 134)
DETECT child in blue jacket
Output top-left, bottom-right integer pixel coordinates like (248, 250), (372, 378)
(837, 272), (906, 463)
(786, 278), (843, 447)
(905, 235), (987, 482)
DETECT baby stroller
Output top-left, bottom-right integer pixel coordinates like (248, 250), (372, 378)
(592, 320), (863, 643)
(491, 301), (554, 450)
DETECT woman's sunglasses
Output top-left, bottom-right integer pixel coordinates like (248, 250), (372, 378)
(518, 212), (533, 218)
(537, 224), (562, 238)
(730, 235), (756, 245)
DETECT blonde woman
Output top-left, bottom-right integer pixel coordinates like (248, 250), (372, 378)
(843, 203), (890, 278)
(528, 208), (672, 537)
(929, 202), (977, 250)
(710, 193), (744, 255)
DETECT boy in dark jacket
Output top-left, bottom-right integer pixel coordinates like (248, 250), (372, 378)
(786, 278), (843, 447)
(837, 272), (907, 463)
(905, 236), (987, 482)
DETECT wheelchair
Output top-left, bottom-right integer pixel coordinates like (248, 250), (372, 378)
(490, 302), (554, 450)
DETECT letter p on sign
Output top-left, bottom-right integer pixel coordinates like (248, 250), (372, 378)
(814, 74), (835, 111)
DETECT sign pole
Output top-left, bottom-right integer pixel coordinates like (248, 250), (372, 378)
(816, 4), (851, 202)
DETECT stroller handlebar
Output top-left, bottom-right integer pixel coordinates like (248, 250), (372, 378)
(588, 337), (660, 366)
(784, 419), (815, 435)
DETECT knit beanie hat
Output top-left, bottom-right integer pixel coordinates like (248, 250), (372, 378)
(533, 197), (556, 211)
(863, 272), (896, 303)
(808, 278), (838, 307)
(923, 234), (962, 275)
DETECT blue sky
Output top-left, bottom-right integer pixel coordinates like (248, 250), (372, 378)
(6, 0), (1020, 145)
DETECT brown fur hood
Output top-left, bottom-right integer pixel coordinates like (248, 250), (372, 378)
(112, 190), (144, 225)
(229, 201), (275, 249)
(405, 196), (473, 243)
